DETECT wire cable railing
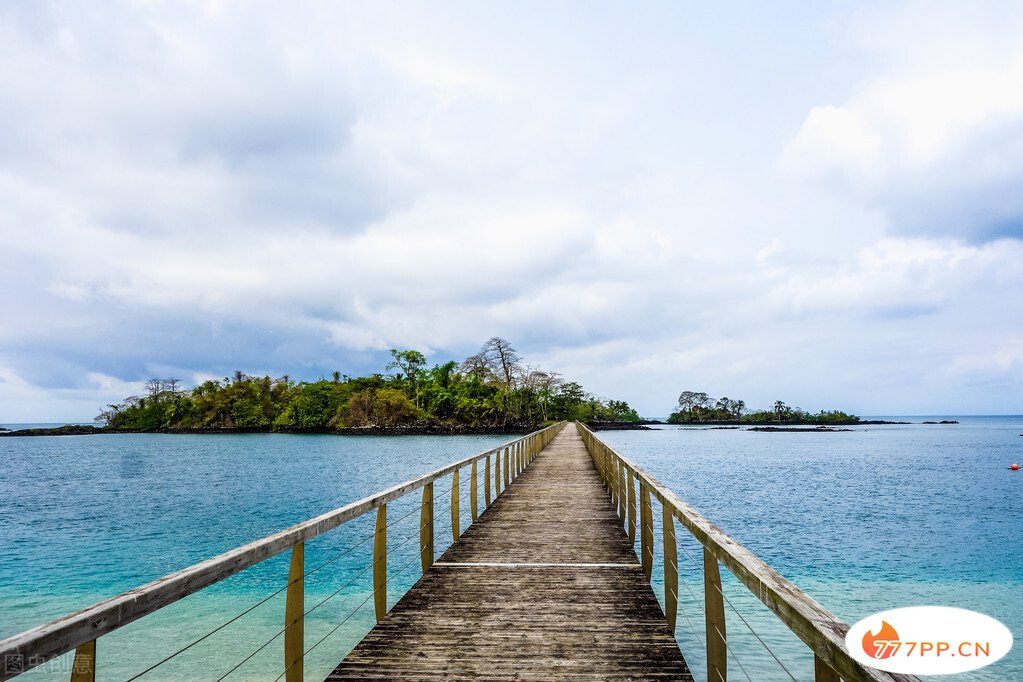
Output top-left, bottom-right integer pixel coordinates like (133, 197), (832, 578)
(135, 456), (490, 681)
(668, 530), (801, 682)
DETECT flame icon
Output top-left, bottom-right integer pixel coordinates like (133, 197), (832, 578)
(862, 620), (900, 659)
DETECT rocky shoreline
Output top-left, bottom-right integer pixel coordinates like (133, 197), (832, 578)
(747, 426), (854, 432)
(671, 419), (911, 426)
(0, 423), (541, 438)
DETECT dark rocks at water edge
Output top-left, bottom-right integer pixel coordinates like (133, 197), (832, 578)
(921, 420), (959, 424)
(0, 424), (106, 437)
(588, 420), (663, 431)
(0, 423), (540, 437)
(747, 426), (854, 433)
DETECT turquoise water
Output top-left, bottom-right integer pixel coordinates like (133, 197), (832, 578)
(0, 432), (515, 681)
(1, 420), (1020, 680)
(602, 417), (1023, 681)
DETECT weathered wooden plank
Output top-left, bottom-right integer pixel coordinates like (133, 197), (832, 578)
(705, 548), (727, 682)
(470, 461), (478, 521)
(816, 655), (841, 682)
(373, 506), (387, 623)
(420, 482), (433, 573)
(503, 448), (510, 489)
(628, 469), (637, 544)
(328, 424), (690, 681)
(663, 507), (679, 632)
(284, 543), (304, 682)
(69, 640), (94, 682)
(484, 455), (492, 507)
(640, 483), (654, 580)
(451, 469), (460, 541)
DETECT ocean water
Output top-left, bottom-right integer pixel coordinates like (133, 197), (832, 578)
(1, 419), (1020, 680)
(601, 416), (1023, 682)
(0, 431), (515, 681)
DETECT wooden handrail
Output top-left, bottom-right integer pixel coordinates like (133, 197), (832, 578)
(577, 423), (920, 682)
(0, 423), (565, 681)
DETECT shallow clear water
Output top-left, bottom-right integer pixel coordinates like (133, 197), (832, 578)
(601, 416), (1023, 682)
(1, 420), (1020, 681)
(0, 431), (514, 681)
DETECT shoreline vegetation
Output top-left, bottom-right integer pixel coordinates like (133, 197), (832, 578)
(663, 390), (961, 427)
(0, 361), (961, 438)
(3, 338), (644, 438)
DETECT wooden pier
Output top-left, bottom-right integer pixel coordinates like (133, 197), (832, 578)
(1, 421), (920, 682)
(328, 424), (692, 680)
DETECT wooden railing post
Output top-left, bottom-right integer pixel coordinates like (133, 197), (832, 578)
(503, 448), (510, 489)
(597, 445), (605, 488)
(373, 505), (387, 623)
(496, 449), (502, 495)
(617, 461), (626, 522)
(627, 470), (637, 544)
(663, 506), (678, 633)
(470, 461), (479, 521)
(610, 457), (618, 512)
(451, 469), (460, 540)
(705, 548), (726, 682)
(69, 640), (95, 682)
(815, 656), (840, 682)
(420, 482), (434, 573)
(485, 455), (493, 506)
(284, 542), (304, 682)
(640, 483), (654, 580)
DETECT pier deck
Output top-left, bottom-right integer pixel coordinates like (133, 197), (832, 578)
(327, 424), (692, 680)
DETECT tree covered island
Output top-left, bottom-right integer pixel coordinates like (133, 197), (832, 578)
(95, 338), (641, 433)
(667, 391), (860, 425)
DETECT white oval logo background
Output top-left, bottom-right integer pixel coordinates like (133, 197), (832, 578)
(846, 606), (1012, 675)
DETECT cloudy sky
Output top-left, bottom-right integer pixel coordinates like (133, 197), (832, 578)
(2, 1), (1023, 421)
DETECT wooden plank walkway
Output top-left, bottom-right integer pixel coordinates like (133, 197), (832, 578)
(327, 423), (692, 680)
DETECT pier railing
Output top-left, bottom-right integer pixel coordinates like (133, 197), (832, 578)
(578, 423), (920, 682)
(0, 422), (565, 682)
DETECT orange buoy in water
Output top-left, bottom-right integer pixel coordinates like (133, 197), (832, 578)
(1012, 463), (1021, 471)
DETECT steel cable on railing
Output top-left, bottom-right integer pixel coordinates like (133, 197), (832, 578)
(668, 546), (756, 682)
(124, 492), (431, 678)
(271, 520), (441, 682)
(270, 482), (482, 682)
(213, 513), (427, 680)
(664, 581), (706, 650)
(665, 552), (753, 682)
(216, 472), (483, 681)
(673, 536), (797, 682)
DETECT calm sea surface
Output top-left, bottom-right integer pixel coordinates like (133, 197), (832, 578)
(1, 418), (1020, 680)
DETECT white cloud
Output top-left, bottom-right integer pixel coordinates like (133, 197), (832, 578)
(782, 106), (881, 182)
(1, 1), (1022, 419)
(783, 2), (1023, 240)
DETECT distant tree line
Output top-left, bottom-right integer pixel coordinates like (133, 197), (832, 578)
(666, 390), (858, 424)
(96, 338), (641, 431)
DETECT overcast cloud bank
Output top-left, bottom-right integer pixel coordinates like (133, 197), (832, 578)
(2, 1), (1022, 421)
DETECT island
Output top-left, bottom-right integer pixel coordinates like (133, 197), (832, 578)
(665, 390), (911, 427)
(1, 338), (643, 437)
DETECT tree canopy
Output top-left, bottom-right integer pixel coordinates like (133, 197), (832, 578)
(667, 390), (858, 424)
(97, 338), (642, 431)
